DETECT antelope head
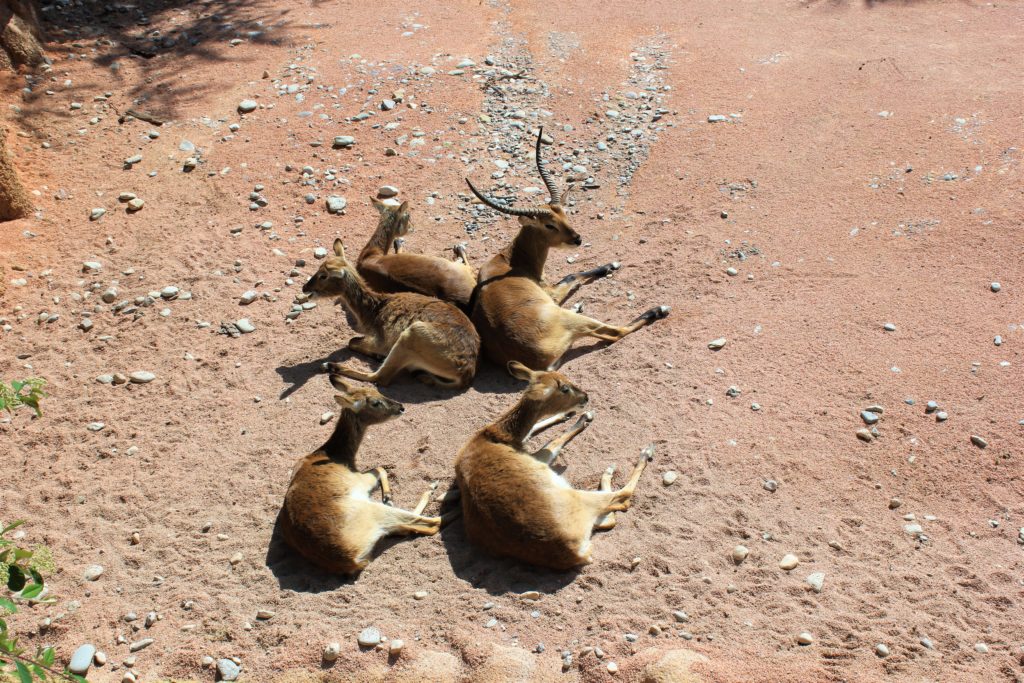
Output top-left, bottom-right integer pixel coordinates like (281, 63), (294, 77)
(507, 361), (589, 418)
(328, 373), (405, 423)
(302, 238), (355, 297)
(466, 127), (581, 248)
(370, 197), (414, 238)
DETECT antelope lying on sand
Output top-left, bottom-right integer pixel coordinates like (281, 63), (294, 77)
(467, 128), (670, 371)
(454, 361), (655, 570)
(280, 374), (456, 574)
(303, 239), (480, 389)
(357, 197), (476, 308)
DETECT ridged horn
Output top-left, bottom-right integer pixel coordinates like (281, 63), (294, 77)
(534, 126), (561, 205)
(465, 178), (552, 219)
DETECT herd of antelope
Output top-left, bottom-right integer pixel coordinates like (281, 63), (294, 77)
(280, 129), (669, 574)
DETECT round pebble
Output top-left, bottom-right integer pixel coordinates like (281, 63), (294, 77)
(238, 99), (258, 113)
(83, 564), (104, 581)
(883, 322), (896, 331)
(69, 644), (96, 675)
(129, 371), (155, 384)
(779, 554), (799, 571)
(358, 626), (381, 647)
(875, 643), (890, 657)
(990, 282), (1001, 292)
(323, 642), (340, 661)
(217, 658), (241, 681)
(662, 471), (678, 486)
(389, 639), (404, 657)
(797, 632), (814, 645)
(732, 545), (749, 565)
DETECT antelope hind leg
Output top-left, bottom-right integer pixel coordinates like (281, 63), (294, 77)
(563, 305), (670, 344)
(607, 444), (656, 511)
(594, 466), (617, 530)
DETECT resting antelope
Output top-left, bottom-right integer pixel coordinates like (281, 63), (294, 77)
(357, 197), (477, 308)
(454, 361), (655, 570)
(303, 239), (480, 389)
(279, 374), (456, 574)
(467, 128), (670, 371)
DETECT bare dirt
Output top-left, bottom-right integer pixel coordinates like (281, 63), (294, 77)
(2, 1), (1022, 681)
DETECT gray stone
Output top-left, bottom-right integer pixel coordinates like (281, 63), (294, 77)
(217, 658), (241, 681)
(763, 479), (778, 492)
(124, 154), (142, 166)
(89, 208), (106, 221)
(178, 140), (195, 152)
(101, 288), (117, 303)
(129, 371), (155, 384)
(856, 428), (873, 442)
(861, 410), (880, 425)
(239, 291), (257, 305)
(797, 632), (814, 645)
(970, 435), (988, 448)
(381, 99), (396, 111)
(69, 644), (96, 675)
(129, 638), (154, 652)
(990, 282), (1001, 292)
(708, 114), (728, 123)
(378, 185), (399, 198)
(883, 322), (896, 331)
(332, 135), (356, 148)
(358, 626), (381, 647)
(79, 319), (94, 331)
(707, 337), (727, 350)
(323, 643), (340, 662)
(875, 643), (890, 657)
(994, 335), (1002, 346)
(936, 411), (948, 422)
(86, 423), (105, 432)
(161, 286), (179, 299)
(96, 374), (114, 384)
(238, 99), (258, 113)
(126, 197), (144, 211)
(314, 246), (328, 259)
(82, 261), (102, 272)
(661, 471), (677, 486)
(235, 318), (255, 334)
(805, 572), (825, 593)
(326, 196), (347, 214)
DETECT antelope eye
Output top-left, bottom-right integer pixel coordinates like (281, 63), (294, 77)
(371, 399), (382, 407)
(545, 223), (557, 231)
(560, 384), (570, 393)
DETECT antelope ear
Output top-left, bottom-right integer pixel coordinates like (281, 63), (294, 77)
(398, 200), (409, 214)
(334, 394), (365, 412)
(507, 361), (534, 381)
(333, 238), (346, 258)
(370, 196), (386, 213)
(328, 374), (353, 394)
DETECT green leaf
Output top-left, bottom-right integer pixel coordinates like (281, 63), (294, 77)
(1, 520), (25, 535)
(13, 548), (32, 562)
(6, 565), (25, 592)
(27, 568), (42, 586)
(0, 597), (16, 613)
(14, 660), (32, 683)
(19, 584), (43, 600)
(40, 647), (54, 667)
(10, 381), (23, 393)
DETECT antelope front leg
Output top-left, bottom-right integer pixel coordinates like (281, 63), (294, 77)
(452, 242), (470, 265)
(348, 335), (385, 359)
(526, 411), (577, 440)
(548, 261), (621, 305)
(374, 467), (393, 505)
(393, 237), (406, 254)
(531, 412), (594, 466)
(412, 481), (439, 514)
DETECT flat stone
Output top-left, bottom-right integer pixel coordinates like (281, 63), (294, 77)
(332, 135), (356, 148)
(217, 658), (241, 681)
(856, 428), (874, 442)
(661, 471), (678, 486)
(96, 374), (114, 384)
(239, 290), (257, 305)
(235, 318), (255, 334)
(161, 286), (179, 299)
(69, 644), (96, 675)
(779, 553), (799, 571)
(129, 638), (154, 652)
(797, 632), (814, 646)
(256, 610), (275, 620)
(82, 261), (102, 272)
(89, 208), (106, 221)
(86, 423), (105, 432)
(708, 114), (729, 123)
(861, 410), (880, 425)
(970, 435), (988, 448)
(129, 371), (155, 384)
(358, 626), (382, 647)
(178, 140), (195, 152)
(975, 643), (989, 653)
(124, 154), (142, 165)
(238, 99), (258, 113)
(378, 185), (399, 198)
(707, 337), (727, 350)
(904, 523), (923, 535)
(805, 572), (825, 593)
(326, 195), (347, 214)
(883, 322), (896, 331)
(126, 198), (144, 211)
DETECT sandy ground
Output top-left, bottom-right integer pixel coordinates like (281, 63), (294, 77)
(2, 0), (1023, 681)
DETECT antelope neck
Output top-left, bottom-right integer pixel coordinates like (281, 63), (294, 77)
(334, 268), (385, 326)
(319, 410), (367, 468)
(507, 228), (549, 282)
(490, 397), (546, 446)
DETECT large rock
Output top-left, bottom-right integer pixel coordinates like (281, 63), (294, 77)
(642, 649), (709, 683)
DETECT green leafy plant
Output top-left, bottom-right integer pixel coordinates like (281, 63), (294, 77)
(0, 521), (83, 682)
(0, 380), (46, 418)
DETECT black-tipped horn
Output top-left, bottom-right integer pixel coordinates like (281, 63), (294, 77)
(465, 178), (552, 219)
(534, 127), (561, 206)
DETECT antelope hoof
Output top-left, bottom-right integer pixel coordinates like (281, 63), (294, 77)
(571, 302), (584, 314)
(320, 361), (331, 373)
(595, 261), (621, 277)
(641, 305), (671, 322)
(610, 261), (622, 271)
(393, 237), (406, 254)
(641, 443), (656, 462)
(323, 361), (341, 373)
(577, 411), (595, 426)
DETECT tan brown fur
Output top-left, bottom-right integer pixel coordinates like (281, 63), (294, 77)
(279, 375), (457, 575)
(357, 198), (476, 307)
(303, 239), (480, 389)
(467, 130), (669, 372)
(454, 362), (655, 570)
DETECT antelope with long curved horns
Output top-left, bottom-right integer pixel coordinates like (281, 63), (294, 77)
(466, 128), (670, 372)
